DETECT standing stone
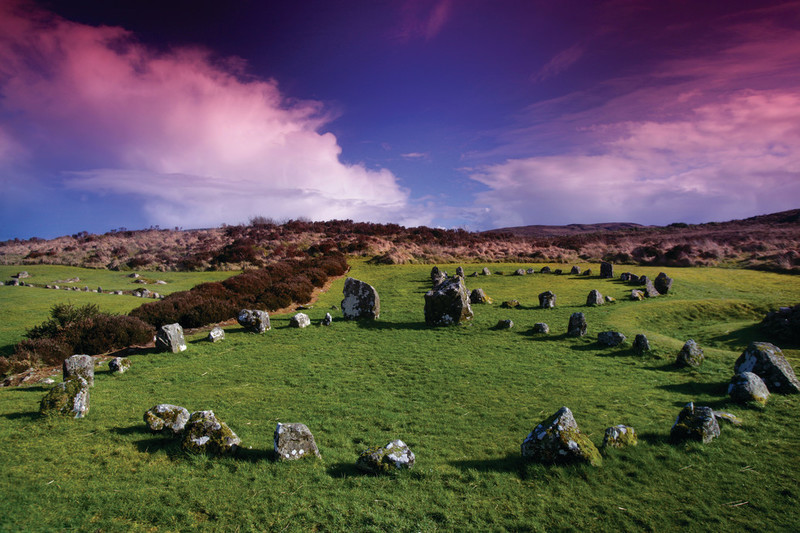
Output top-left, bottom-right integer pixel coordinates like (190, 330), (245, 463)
(357, 439), (415, 473)
(586, 290), (604, 306)
(728, 372), (770, 405)
(274, 422), (321, 461)
(455, 266), (465, 278)
(598, 331), (626, 347)
(109, 357), (131, 374)
(643, 279), (660, 298)
(470, 288), (491, 304)
(670, 403), (720, 444)
(238, 309), (271, 333)
(341, 277), (380, 320)
(676, 340), (704, 368)
(521, 407), (601, 466)
(583, 269), (592, 276)
(155, 323), (187, 353)
(540, 266), (551, 273)
(424, 276), (473, 326)
(620, 273), (631, 281)
(601, 425), (637, 449)
(290, 313), (311, 328)
(628, 274), (640, 285)
(600, 262), (614, 278)
(638, 275), (650, 287)
(567, 312), (587, 337)
(207, 327), (225, 342)
(144, 404), (190, 435)
(570, 266), (581, 275)
(40, 376), (89, 419)
(539, 291), (556, 309)
(532, 323), (550, 334)
(182, 410), (241, 455)
(321, 313), (333, 326)
(481, 267), (491, 276)
(63, 354), (94, 387)
(514, 268), (526, 276)
(632, 334), (651, 355)
(733, 342), (800, 393)
(430, 266), (442, 283)
(654, 272), (673, 294)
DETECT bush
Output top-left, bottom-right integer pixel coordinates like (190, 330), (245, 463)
(71, 315), (154, 354)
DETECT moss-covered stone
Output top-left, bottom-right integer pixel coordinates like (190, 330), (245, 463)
(40, 377), (89, 419)
(601, 425), (638, 450)
(670, 403), (720, 444)
(274, 422), (321, 461)
(728, 372), (770, 405)
(63, 354), (94, 387)
(357, 439), (415, 474)
(144, 404), (190, 435)
(182, 410), (240, 455)
(109, 357), (131, 374)
(676, 339), (704, 368)
(521, 407), (602, 467)
(733, 341), (800, 393)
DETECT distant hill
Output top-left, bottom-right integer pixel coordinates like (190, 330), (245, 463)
(484, 222), (651, 238)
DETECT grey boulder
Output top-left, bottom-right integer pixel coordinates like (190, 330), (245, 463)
(341, 278), (380, 320)
(274, 422), (321, 461)
(156, 323), (187, 353)
(733, 341), (800, 393)
(424, 276), (473, 326)
(238, 309), (271, 333)
(63, 354), (95, 387)
(670, 403), (720, 443)
(144, 404), (190, 435)
(357, 439), (416, 474)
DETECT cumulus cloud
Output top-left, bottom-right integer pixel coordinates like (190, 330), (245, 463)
(0, 1), (425, 229)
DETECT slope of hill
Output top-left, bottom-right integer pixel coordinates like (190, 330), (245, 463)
(484, 222), (650, 237)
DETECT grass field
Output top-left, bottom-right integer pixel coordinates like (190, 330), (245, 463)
(1, 261), (799, 531)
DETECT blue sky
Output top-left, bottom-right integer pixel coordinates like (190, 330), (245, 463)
(2, 0), (800, 240)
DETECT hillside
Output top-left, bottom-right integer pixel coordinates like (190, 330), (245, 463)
(1, 210), (799, 273)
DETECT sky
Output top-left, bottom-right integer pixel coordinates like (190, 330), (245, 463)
(1, 0), (799, 240)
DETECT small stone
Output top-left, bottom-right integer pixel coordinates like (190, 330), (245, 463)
(182, 410), (241, 455)
(598, 331), (626, 347)
(109, 357), (131, 374)
(144, 404), (190, 435)
(620, 273), (631, 281)
(601, 425), (637, 449)
(540, 266), (551, 273)
(155, 323), (187, 353)
(513, 268), (526, 276)
(567, 312), (587, 337)
(289, 313), (311, 328)
(676, 339), (704, 368)
(502, 299), (520, 309)
(583, 269), (592, 276)
(628, 275), (640, 285)
(713, 411), (742, 426)
(207, 327), (225, 342)
(496, 319), (514, 329)
(632, 334), (650, 355)
(553, 269), (563, 275)
(532, 323), (550, 334)
(40, 377), (89, 419)
(539, 291), (556, 308)
(357, 439), (415, 474)
(526, 268), (536, 274)
(238, 309), (271, 333)
(481, 267), (491, 276)
(469, 288), (491, 304)
(274, 422), (321, 461)
(630, 290), (644, 301)
(670, 403), (720, 444)
(63, 354), (94, 387)
(321, 313), (333, 326)
(586, 289), (604, 306)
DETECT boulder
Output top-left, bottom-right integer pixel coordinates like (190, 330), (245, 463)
(526, 268), (536, 274)
(15, 271), (29, 279)
(570, 266), (581, 275)
(496, 319), (514, 329)
(357, 439), (415, 474)
(538, 291), (556, 309)
(760, 304), (800, 344)
(630, 290), (644, 301)
(600, 262), (614, 278)
(39, 377), (89, 419)
(6, 278), (20, 286)
(532, 323), (550, 334)
(583, 269), (592, 276)
(628, 274), (640, 285)
(290, 313), (311, 328)
(632, 334), (651, 355)
(654, 272), (673, 294)
(469, 288), (491, 304)
(553, 269), (563, 275)
(274, 422), (321, 461)
(207, 327), (225, 342)
(341, 277), (381, 320)
(605, 296), (616, 303)
(670, 403), (720, 444)
(182, 410), (241, 455)
(638, 275), (650, 287)
(238, 309), (271, 333)
(521, 407), (601, 467)
(676, 339), (704, 368)
(601, 425), (637, 450)
(728, 372), (770, 405)
(156, 323), (187, 353)
(643, 280), (660, 298)
(540, 266), (551, 274)
(144, 404), (190, 435)
(513, 268), (525, 276)
(109, 357), (131, 374)
(424, 276), (473, 326)
(501, 299), (520, 309)
(63, 354), (94, 387)
(481, 267), (491, 276)
(598, 331), (626, 347)
(733, 342), (800, 393)
(132, 288), (151, 298)
(321, 313), (333, 326)
(586, 290), (604, 306)
(430, 266), (442, 283)
(455, 266), (465, 278)
(468, 271), (479, 277)
(620, 273), (631, 282)
(567, 312), (587, 337)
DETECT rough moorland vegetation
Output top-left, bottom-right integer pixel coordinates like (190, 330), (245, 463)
(2, 210), (798, 273)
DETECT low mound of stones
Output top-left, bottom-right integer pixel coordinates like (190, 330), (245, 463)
(144, 404), (239, 455)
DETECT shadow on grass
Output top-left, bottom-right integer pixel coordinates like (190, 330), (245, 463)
(353, 320), (429, 331)
(236, 447), (276, 462)
(328, 462), (368, 478)
(449, 453), (524, 475)
(657, 380), (729, 397)
(0, 343), (15, 357)
(637, 432), (670, 446)
(1, 410), (40, 421)
(521, 331), (569, 342)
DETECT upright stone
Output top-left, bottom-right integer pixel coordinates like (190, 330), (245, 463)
(632, 334), (651, 355)
(455, 266), (464, 278)
(526, 268), (536, 274)
(567, 312), (587, 337)
(430, 266), (442, 283)
(274, 422), (321, 461)
(470, 288), (491, 304)
(144, 404), (190, 435)
(341, 278), (380, 320)
(321, 313), (333, 326)
(539, 291), (556, 309)
(40, 376), (89, 419)
(733, 342), (800, 393)
(570, 266), (581, 275)
(600, 262), (614, 278)
(424, 277), (474, 326)
(238, 309), (271, 333)
(290, 313), (311, 328)
(481, 267), (491, 276)
(156, 323), (187, 353)
(182, 410), (241, 455)
(586, 290), (604, 306)
(63, 354), (94, 387)
(207, 327), (225, 342)
(643, 279), (660, 298)
(676, 339), (704, 368)
(109, 357), (131, 374)
(513, 268), (525, 276)
(670, 403), (720, 443)
(728, 372), (770, 405)
(654, 272), (673, 294)
(521, 407), (601, 466)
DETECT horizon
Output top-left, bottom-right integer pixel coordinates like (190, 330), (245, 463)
(2, 1), (800, 240)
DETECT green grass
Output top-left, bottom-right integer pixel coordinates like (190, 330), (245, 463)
(1, 261), (799, 531)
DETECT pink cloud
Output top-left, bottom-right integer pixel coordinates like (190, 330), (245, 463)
(532, 43), (584, 83)
(0, 1), (427, 228)
(395, 0), (453, 42)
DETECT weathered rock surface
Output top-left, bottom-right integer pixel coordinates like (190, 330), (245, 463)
(238, 309), (271, 333)
(654, 272), (673, 294)
(733, 341), (800, 393)
(424, 277), (473, 326)
(144, 404), (190, 435)
(630, 290), (644, 301)
(605, 296), (616, 303)
(600, 262), (614, 278)
(539, 291), (556, 309)
(601, 425), (637, 449)
(521, 407), (601, 466)
(586, 290), (604, 306)
(513, 268), (526, 276)
(63, 354), (95, 387)
(109, 357), (131, 374)
(496, 319), (514, 329)
(532, 323), (550, 334)
(632, 334), (651, 355)
(598, 331), (626, 347)
(40, 377), (89, 418)
(670, 403), (720, 443)
(455, 266), (465, 278)
(643, 280), (660, 298)
(341, 278), (381, 320)
(321, 312), (333, 326)
(728, 372), (770, 405)
(553, 269), (563, 275)
(628, 274), (640, 285)
(182, 410), (240, 455)
(357, 439), (415, 473)
(567, 312), (587, 337)
(620, 273), (631, 281)
(540, 266), (551, 274)
(207, 327), (225, 342)
(570, 266), (581, 275)
(526, 268), (536, 274)
(156, 323), (187, 353)
(676, 339), (704, 368)
(481, 267), (491, 276)
(290, 313), (311, 328)
(501, 299), (520, 309)
(470, 288), (491, 304)
(274, 422), (321, 461)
